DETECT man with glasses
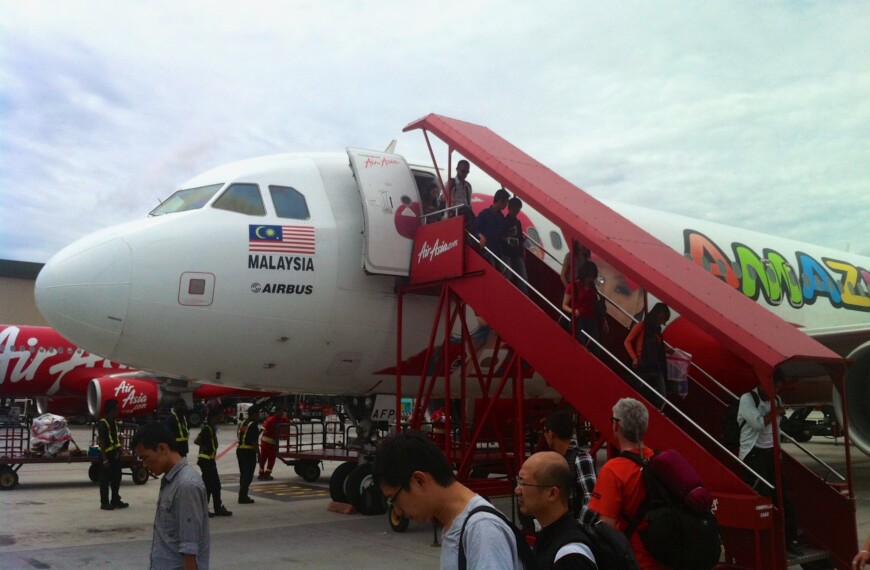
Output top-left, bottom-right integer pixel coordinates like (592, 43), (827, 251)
(373, 431), (525, 570)
(516, 451), (597, 569)
(588, 398), (665, 569)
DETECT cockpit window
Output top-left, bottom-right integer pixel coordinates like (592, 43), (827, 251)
(270, 186), (310, 220)
(211, 183), (266, 216)
(149, 184), (224, 216)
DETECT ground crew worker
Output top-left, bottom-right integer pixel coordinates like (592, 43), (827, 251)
(98, 399), (128, 510)
(258, 407), (288, 480)
(237, 404), (260, 504)
(165, 399), (190, 457)
(196, 406), (232, 517)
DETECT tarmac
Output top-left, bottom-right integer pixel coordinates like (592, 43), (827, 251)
(0, 425), (868, 569)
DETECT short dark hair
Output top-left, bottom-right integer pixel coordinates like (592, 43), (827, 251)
(508, 197), (522, 209)
(372, 431), (456, 489)
(104, 399), (118, 413)
(457, 159), (470, 169)
(131, 422), (178, 452)
(544, 409), (574, 440)
(494, 188), (510, 202)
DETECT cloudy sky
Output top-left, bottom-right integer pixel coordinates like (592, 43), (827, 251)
(1, 1), (868, 263)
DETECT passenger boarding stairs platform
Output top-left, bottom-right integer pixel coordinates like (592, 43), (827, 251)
(400, 114), (857, 569)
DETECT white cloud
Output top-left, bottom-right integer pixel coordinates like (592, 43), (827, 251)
(1, 0), (869, 262)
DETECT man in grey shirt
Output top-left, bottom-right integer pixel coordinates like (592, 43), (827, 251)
(133, 422), (210, 570)
(373, 431), (525, 570)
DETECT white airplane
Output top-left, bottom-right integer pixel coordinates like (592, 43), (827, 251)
(33, 142), (870, 455)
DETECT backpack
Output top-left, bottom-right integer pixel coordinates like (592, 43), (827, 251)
(458, 505), (537, 570)
(722, 390), (760, 449)
(568, 522), (639, 570)
(622, 450), (722, 570)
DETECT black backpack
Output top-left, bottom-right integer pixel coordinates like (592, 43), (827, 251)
(622, 452), (721, 570)
(568, 522), (640, 570)
(458, 505), (537, 570)
(722, 390), (760, 448)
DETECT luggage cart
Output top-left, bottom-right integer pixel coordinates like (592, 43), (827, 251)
(0, 422), (150, 490)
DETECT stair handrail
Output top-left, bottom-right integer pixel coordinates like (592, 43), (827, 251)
(595, 274), (847, 482)
(466, 232), (776, 491)
(474, 231), (846, 484)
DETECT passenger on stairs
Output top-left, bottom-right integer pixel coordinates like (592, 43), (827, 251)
(737, 369), (801, 555)
(421, 181), (445, 225)
(624, 302), (671, 406)
(503, 196), (529, 295)
(562, 261), (608, 353)
(474, 188), (510, 270)
(560, 240), (591, 288)
(446, 159), (475, 230)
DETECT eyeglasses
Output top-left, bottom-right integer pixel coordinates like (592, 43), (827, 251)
(516, 477), (554, 489)
(385, 487), (404, 508)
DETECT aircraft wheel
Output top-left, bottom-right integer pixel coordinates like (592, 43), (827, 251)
(388, 504), (409, 533)
(329, 461), (357, 503)
(132, 464), (150, 485)
(188, 411), (203, 428)
(297, 461), (321, 483)
(88, 462), (100, 483)
(346, 463), (386, 516)
(0, 465), (18, 490)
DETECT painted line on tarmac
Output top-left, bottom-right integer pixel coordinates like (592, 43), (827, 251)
(246, 482), (330, 503)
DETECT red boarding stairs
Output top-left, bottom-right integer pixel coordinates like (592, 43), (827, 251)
(397, 114), (856, 569)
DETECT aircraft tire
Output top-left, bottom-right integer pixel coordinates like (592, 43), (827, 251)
(329, 461), (357, 503)
(0, 465), (18, 490)
(388, 504), (409, 533)
(346, 463), (386, 516)
(188, 411), (204, 428)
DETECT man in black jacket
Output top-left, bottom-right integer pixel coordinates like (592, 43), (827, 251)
(517, 451), (596, 570)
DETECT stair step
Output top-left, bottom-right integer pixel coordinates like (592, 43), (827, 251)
(786, 546), (831, 567)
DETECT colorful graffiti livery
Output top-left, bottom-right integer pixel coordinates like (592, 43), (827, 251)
(685, 229), (870, 313)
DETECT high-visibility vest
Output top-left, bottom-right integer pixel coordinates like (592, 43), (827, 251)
(172, 411), (189, 442)
(237, 420), (255, 449)
(100, 418), (120, 453)
(197, 425), (217, 460)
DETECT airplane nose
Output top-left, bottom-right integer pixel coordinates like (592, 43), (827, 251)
(35, 236), (132, 358)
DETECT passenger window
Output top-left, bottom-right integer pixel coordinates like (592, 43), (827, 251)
(526, 227), (541, 247)
(549, 231), (563, 251)
(212, 183), (266, 216)
(270, 186), (310, 220)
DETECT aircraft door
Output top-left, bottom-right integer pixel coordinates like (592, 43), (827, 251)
(347, 148), (421, 276)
